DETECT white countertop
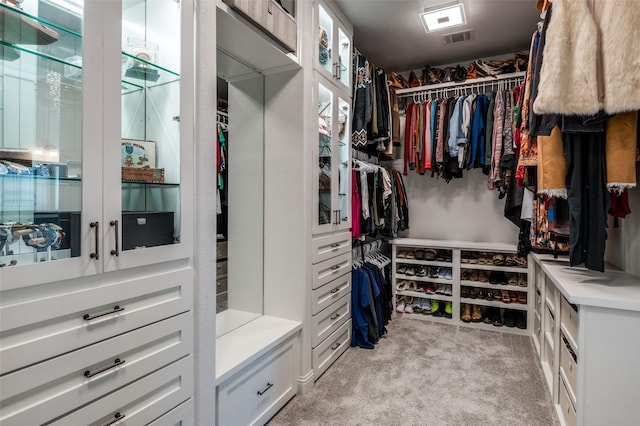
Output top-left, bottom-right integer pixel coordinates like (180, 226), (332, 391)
(532, 253), (640, 312)
(215, 315), (301, 385)
(391, 238), (518, 253)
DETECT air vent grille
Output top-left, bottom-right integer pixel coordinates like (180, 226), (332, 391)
(441, 29), (474, 44)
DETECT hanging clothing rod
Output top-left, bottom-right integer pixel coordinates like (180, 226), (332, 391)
(395, 71), (526, 99)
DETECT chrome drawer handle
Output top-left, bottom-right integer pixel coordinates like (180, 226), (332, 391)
(331, 342), (341, 350)
(330, 243), (340, 249)
(83, 305), (125, 321)
(84, 358), (126, 378)
(330, 288), (340, 294)
(331, 265), (340, 271)
(257, 382), (273, 396)
(330, 313), (340, 320)
(99, 412), (125, 426)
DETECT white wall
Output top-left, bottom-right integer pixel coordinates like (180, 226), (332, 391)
(393, 116), (519, 244)
(605, 163), (640, 278)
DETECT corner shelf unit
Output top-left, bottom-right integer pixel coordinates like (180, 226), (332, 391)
(391, 238), (532, 336)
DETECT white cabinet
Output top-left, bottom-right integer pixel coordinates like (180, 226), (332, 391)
(531, 254), (640, 426)
(315, 0), (352, 91)
(0, 0), (194, 288)
(0, 1), (195, 423)
(313, 74), (351, 234)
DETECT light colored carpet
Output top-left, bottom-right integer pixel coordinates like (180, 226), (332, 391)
(269, 318), (559, 426)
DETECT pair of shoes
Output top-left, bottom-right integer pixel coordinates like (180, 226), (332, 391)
(471, 304), (482, 322)
(489, 271), (507, 285)
(421, 298), (432, 315)
(397, 250), (408, 259)
(507, 273), (518, 285)
(517, 274), (528, 287)
(488, 307), (503, 326)
(444, 301), (453, 319)
(439, 267), (453, 280)
(501, 290), (511, 304)
(461, 303), (472, 322)
(397, 265), (407, 274)
(460, 286), (469, 298)
(443, 285), (452, 296)
(415, 265), (427, 277)
(478, 271), (489, 283)
(517, 292), (527, 304)
(414, 249), (425, 260)
(516, 311), (527, 329)
(428, 266), (440, 278)
(503, 309), (517, 327)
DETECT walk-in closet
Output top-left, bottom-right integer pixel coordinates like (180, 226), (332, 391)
(1, 0), (638, 425)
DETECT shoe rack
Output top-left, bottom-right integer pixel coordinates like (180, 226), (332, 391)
(391, 238), (531, 336)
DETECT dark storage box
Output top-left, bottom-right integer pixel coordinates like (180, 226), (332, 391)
(122, 211), (174, 250)
(34, 211), (81, 256)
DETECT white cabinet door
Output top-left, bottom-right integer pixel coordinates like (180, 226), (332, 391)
(315, 1), (352, 91)
(0, 0), (194, 286)
(313, 74), (351, 234)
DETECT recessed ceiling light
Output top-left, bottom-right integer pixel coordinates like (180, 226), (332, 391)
(420, 2), (466, 33)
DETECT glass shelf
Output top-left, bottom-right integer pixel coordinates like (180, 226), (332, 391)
(0, 174), (81, 182)
(0, 3), (82, 64)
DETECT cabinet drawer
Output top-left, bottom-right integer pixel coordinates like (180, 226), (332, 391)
(560, 296), (579, 346)
(217, 276), (228, 294)
(217, 240), (228, 259)
(313, 319), (351, 379)
(534, 311), (541, 338)
(217, 260), (228, 276)
(545, 278), (557, 313)
(265, 0), (296, 51)
(48, 356), (192, 426)
(148, 398), (193, 426)
(560, 335), (578, 401)
(535, 288), (542, 317)
(312, 292), (350, 348)
(312, 273), (351, 315)
(0, 268), (192, 374)
(559, 378), (577, 426)
(544, 305), (555, 336)
(312, 232), (351, 264)
(217, 335), (297, 426)
(312, 252), (351, 290)
(0, 312), (192, 426)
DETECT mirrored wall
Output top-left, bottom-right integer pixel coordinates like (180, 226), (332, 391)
(215, 49), (265, 337)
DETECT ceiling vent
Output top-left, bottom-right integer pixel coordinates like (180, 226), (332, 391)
(441, 29), (474, 45)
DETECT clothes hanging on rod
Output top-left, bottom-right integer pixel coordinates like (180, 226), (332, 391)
(352, 159), (408, 239)
(351, 239), (392, 349)
(216, 121), (228, 238)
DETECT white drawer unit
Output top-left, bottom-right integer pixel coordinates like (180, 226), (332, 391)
(312, 232), (351, 264)
(558, 378), (577, 426)
(312, 252), (351, 290)
(217, 335), (297, 426)
(312, 319), (351, 379)
(559, 335), (577, 403)
(0, 268), (192, 374)
(312, 273), (351, 315)
(49, 356), (193, 425)
(0, 312), (192, 426)
(311, 292), (350, 348)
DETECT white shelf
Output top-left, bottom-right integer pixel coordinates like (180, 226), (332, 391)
(457, 320), (530, 336)
(397, 290), (452, 302)
(396, 312), (454, 325)
(395, 259), (453, 267)
(460, 280), (527, 292)
(392, 238), (518, 252)
(395, 274), (454, 285)
(460, 264), (528, 273)
(460, 297), (528, 311)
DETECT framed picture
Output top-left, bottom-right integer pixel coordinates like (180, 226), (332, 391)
(121, 139), (156, 169)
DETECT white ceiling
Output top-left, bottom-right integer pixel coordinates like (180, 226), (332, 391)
(330, 0), (542, 72)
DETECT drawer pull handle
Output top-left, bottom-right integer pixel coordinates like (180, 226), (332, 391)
(83, 305), (125, 321)
(257, 382), (273, 396)
(100, 412), (125, 426)
(331, 265), (340, 271)
(84, 358), (126, 378)
(90, 221), (99, 260)
(330, 288), (340, 294)
(330, 313), (340, 320)
(331, 342), (341, 351)
(330, 243), (340, 249)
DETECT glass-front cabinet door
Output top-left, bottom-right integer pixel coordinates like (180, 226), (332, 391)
(313, 76), (351, 234)
(315, 1), (352, 92)
(0, 0), (193, 286)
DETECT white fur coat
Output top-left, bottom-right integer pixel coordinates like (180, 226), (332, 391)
(534, 0), (640, 115)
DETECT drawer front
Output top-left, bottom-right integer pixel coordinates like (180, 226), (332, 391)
(216, 260), (228, 276)
(312, 273), (351, 315)
(313, 319), (351, 380)
(535, 288), (542, 317)
(217, 336), (297, 426)
(543, 335), (553, 367)
(0, 268), (192, 374)
(544, 305), (555, 336)
(545, 278), (557, 312)
(560, 296), (579, 346)
(559, 378), (577, 426)
(312, 292), (350, 348)
(217, 241), (228, 260)
(534, 311), (542, 338)
(559, 336), (578, 401)
(50, 356), (193, 426)
(148, 398), (193, 426)
(312, 252), (351, 290)
(217, 276), (228, 294)
(0, 313), (192, 426)
(312, 232), (351, 264)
